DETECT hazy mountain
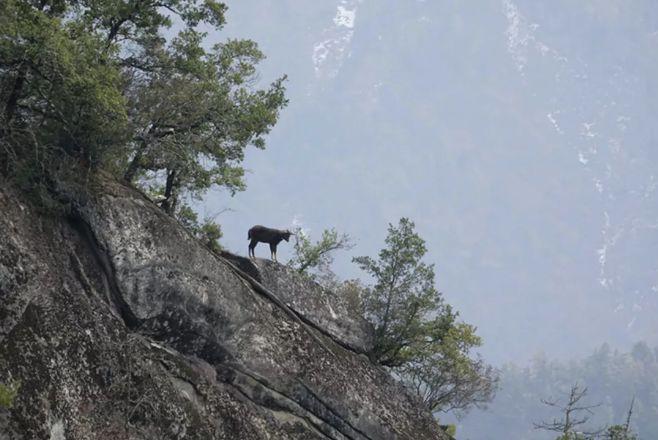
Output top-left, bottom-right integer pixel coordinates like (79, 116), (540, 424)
(202, 0), (658, 366)
(452, 342), (658, 440)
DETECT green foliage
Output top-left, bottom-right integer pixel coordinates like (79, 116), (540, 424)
(0, 0), (287, 215)
(0, 0), (128, 194)
(333, 280), (366, 317)
(199, 221), (223, 254)
(554, 435), (588, 440)
(444, 424), (457, 437)
(398, 322), (498, 414)
(122, 31), (288, 213)
(288, 227), (353, 274)
(177, 205), (200, 230)
(353, 218), (497, 413)
(0, 380), (20, 409)
(604, 425), (638, 440)
(353, 218), (444, 366)
(176, 205), (223, 253)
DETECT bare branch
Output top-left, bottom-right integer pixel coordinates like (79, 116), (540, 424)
(534, 384), (603, 437)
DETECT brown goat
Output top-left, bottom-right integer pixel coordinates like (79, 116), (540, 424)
(248, 225), (292, 262)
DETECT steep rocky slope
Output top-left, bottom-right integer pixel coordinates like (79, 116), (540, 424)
(0, 178), (447, 440)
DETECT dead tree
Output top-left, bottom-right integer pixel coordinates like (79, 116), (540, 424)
(603, 397), (637, 440)
(534, 384), (603, 439)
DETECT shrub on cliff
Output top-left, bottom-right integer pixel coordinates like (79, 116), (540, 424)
(0, 381), (20, 409)
(177, 205), (223, 253)
(288, 227), (354, 276)
(353, 218), (498, 414)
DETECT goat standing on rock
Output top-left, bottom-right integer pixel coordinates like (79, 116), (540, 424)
(248, 225), (292, 262)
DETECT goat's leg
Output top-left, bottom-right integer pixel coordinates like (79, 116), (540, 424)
(249, 240), (257, 259)
(269, 243), (277, 262)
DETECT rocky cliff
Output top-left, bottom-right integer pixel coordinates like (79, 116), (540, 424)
(0, 177), (448, 440)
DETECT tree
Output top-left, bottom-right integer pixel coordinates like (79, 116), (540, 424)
(397, 324), (498, 415)
(534, 384), (603, 440)
(353, 218), (497, 413)
(604, 398), (638, 440)
(288, 227), (353, 274)
(121, 31), (287, 214)
(0, 0), (128, 194)
(1, 0), (287, 213)
(353, 218), (443, 366)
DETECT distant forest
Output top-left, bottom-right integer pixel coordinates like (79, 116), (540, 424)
(456, 342), (658, 440)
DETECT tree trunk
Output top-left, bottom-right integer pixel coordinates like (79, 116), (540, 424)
(123, 141), (146, 183)
(3, 64), (27, 130)
(161, 169), (178, 215)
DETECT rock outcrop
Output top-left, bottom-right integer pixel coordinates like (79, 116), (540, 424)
(0, 178), (448, 439)
(220, 253), (374, 355)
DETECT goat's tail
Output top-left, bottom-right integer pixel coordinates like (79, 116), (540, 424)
(247, 229), (252, 240)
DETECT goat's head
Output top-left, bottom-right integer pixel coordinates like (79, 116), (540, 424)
(282, 230), (293, 242)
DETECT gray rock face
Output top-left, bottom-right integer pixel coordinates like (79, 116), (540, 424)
(220, 253), (374, 354)
(0, 178), (448, 440)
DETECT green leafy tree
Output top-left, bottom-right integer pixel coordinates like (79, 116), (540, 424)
(398, 323), (498, 414)
(1, 0), (287, 213)
(353, 217), (497, 413)
(353, 218), (443, 366)
(0, 0), (128, 192)
(288, 227), (353, 274)
(121, 30), (287, 213)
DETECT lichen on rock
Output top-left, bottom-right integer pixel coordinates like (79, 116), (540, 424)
(0, 179), (448, 439)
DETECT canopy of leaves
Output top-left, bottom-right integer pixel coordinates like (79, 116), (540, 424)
(353, 218), (497, 414)
(353, 218), (446, 366)
(397, 323), (498, 415)
(0, 0), (287, 213)
(1, 0), (128, 193)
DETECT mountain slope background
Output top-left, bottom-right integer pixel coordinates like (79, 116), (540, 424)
(205, 0), (658, 368)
